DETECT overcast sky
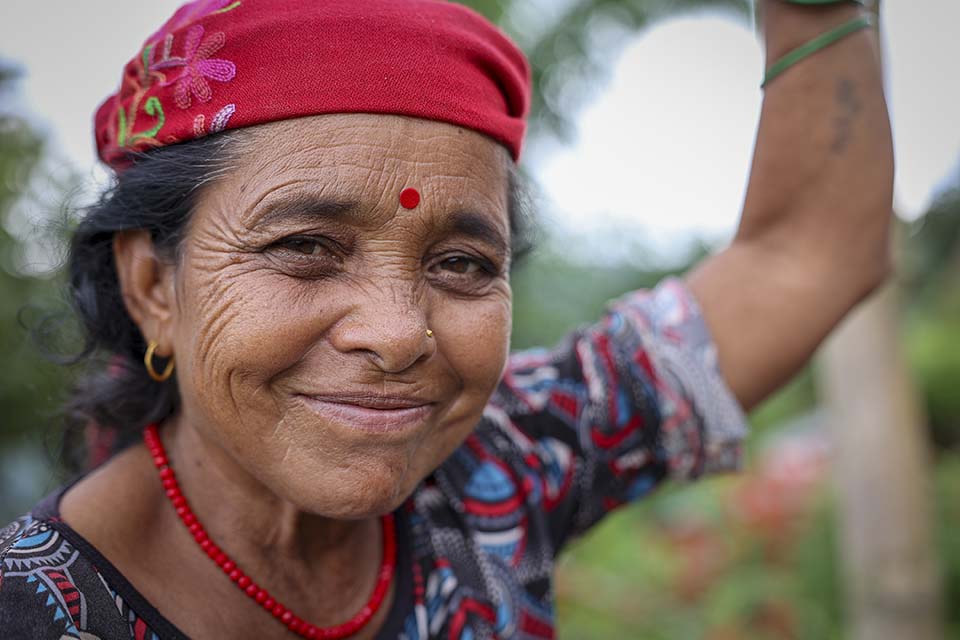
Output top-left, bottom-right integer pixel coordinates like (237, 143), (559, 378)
(2, 0), (958, 264)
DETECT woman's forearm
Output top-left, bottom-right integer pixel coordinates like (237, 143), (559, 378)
(687, 0), (893, 410)
(740, 1), (892, 261)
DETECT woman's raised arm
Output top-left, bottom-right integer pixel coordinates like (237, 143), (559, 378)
(686, 0), (893, 411)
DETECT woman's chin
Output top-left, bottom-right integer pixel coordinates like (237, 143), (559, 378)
(272, 465), (414, 520)
(302, 492), (408, 521)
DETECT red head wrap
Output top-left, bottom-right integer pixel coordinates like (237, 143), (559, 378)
(94, 0), (531, 169)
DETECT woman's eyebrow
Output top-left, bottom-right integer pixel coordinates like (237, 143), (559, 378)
(446, 210), (510, 257)
(244, 196), (362, 229)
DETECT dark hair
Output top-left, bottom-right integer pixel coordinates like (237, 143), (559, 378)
(59, 131), (536, 471)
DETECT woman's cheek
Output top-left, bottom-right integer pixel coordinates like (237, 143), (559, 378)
(436, 289), (512, 398)
(177, 261), (322, 426)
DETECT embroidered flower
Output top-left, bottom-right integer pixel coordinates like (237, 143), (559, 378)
(153, 24), (236, 110)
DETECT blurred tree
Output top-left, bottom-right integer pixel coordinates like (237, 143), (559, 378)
(905, 183), (960, 303)
(905, 183), (960, 450)
(0, 61), (54, 438)
(0, 59), (72, 520)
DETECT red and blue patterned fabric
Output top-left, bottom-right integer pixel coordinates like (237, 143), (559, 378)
(0, 278), (747, 639)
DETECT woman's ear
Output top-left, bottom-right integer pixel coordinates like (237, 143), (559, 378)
(113, 230), (178, 356)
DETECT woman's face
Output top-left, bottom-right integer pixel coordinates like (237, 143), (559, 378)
(166, 114), (513, 519)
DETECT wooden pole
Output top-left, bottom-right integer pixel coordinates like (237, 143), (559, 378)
(818, 3), (944, 637)
(820, 269), (944, 639)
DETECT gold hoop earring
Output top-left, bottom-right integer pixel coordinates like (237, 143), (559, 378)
(144, 340), (175, 382)
(426, 329), (434, 338)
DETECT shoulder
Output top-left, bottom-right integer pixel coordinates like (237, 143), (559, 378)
(0, 513), (84, 637)
(0, 513), (36, 552)
(0, 506), (139, 640)
(0, 513), (63, 584)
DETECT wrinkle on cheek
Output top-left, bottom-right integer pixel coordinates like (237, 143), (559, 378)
(194, 304), (243, 419)
(269, 408), (290, 442)
(191, 275), (243, 365)
(276, 436), (297, 470)
(184, 258), (272, 427)
(250, 380), (281, 418)
(225, 368), (252, 436)
(191, 202), (251, 253)
(279, 273), (331, 313)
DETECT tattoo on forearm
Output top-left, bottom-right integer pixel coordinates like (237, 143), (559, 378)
(832, 78), (862, 154)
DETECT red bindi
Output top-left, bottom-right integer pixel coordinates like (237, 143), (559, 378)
(399, 187), (421, 209)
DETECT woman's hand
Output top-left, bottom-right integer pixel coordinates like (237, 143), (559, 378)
(686, 0), (893, 411)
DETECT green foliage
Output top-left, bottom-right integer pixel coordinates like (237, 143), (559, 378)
(454, 0), (512, 23)
(0, 65), (60, 435)
(935, 453), (960, 639)
(510, 245), (685, 350)
(0, 61), (73, 520)
(902, 184), (960, 449)
(556, 476), (848, 639)
(904, 185), (960, 306)
(557, 452), (960, 638)
(907, 309), (960, 450)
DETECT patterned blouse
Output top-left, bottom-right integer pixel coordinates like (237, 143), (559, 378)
(0, 279), (748, 639)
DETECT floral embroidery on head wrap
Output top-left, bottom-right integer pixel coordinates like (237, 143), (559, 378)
(114, 61), (167, 149)
(153, 25), (237, 110)
(101, 0), (242, 157)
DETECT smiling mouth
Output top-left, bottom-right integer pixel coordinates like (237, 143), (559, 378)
(295, 394), (435, 432)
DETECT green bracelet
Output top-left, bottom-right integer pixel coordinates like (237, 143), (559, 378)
(786, 0), (868, 5)
(761, 0), (875, 88)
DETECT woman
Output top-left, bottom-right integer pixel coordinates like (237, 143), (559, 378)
(0, 0), (891, 638)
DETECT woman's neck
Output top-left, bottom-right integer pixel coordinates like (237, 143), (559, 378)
(162, 414), (377, 566)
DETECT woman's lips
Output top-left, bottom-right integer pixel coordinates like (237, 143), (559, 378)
(295, 394), (435, 432)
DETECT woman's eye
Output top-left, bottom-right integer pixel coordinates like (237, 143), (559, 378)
(275, 237), (330, 256)
(263, 235), (343, 277)
(439, 256), (481, 275)
(429, 255), (499, 293)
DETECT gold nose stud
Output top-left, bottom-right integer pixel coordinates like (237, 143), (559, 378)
(426, 329), (434, 338)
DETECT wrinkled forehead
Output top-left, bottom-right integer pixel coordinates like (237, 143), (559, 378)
(219, 113), (512, 226)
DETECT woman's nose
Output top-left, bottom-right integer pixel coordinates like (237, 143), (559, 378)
(330, 302), (436, 373)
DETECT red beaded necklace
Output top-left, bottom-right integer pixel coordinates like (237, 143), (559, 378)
(144, 424), (397, 639)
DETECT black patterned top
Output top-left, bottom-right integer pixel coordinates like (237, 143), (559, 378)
(0, 279), (748, 639)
